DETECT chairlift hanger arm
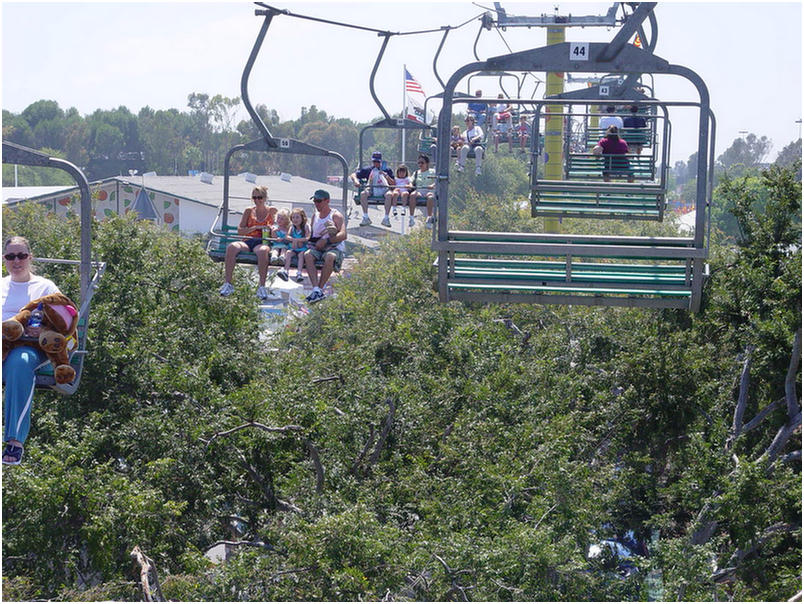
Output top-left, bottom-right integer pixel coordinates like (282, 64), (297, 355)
(2, 141), (93, 302)
(598, 3), (657, 62)
(244, 10), (278, 147)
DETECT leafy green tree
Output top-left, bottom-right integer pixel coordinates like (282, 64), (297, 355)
(21, 100), (64, 131)
(716, 133), (772, 177)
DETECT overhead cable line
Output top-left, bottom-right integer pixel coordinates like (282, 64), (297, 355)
(254, 2), (486, 37)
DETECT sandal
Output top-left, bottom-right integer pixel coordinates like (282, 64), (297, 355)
(2, 443), (24, 466)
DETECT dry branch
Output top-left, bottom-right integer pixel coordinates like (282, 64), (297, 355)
(202, 421), (303, 449)
(312, 374), (343, 384)
(730, 346), (755, 443)
(303, 438), (325, 494)
(369, 398), (396, 466)
(130, 546), (164, 602)
(785, 329), (802, 418)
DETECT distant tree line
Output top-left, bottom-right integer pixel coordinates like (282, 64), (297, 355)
(2, 95), (444, 185)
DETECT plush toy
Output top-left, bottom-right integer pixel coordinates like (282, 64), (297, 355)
(2, 292), (79, 384)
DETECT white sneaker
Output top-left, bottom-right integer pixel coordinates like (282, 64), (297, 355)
(425, 216), (435, 228)
(219, 282), (234, 296)
(475, 167), (482, 176)
(276, 269), (289, 281)
(256, 285), (269, 300)
(456, 164), (464, 173)
(408, 216), (415, 227)
(359, 216), (372, 226)
(381, 216), (392, 227)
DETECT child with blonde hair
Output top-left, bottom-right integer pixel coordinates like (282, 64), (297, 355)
(277, 207), (310, 283)
(270, 208), (291, 264)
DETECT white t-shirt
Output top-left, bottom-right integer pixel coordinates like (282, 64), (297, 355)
(463, 126), (485, 146)
(1, 275), (60, 321)
(599, 115), (624, 130)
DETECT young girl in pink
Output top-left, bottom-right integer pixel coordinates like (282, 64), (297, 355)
(277, 208), (310, 283)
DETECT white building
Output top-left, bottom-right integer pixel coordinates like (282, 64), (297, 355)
(2, 173), (347, 236)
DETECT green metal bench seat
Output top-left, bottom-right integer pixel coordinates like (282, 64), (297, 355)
(434, 230), (707, 309)
(352, 180), (428, 207)
(566, 153), (656, 181)
(207, 226), (331, 267)
(530, 183), (665, 221)
(586, 127), (653, 148)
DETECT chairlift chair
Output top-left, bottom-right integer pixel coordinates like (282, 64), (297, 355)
(432, 5), (715, 312)
(205, 6), (349, 266)
(2, 141), (106, 394)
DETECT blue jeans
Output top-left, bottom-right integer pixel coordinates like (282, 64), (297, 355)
(3, 346), (46, 444)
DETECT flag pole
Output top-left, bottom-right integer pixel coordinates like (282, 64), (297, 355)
(401, 64), (406, 165)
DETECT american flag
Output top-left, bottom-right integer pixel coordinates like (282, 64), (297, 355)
(404, 67), (427, 124)
(405, 68), (425, 95)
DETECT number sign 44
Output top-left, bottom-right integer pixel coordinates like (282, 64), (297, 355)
(569, 42), (590, 61)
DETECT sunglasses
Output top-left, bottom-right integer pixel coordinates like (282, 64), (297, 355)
(4, 252), (30, 261)
(252, 195), (265, 200)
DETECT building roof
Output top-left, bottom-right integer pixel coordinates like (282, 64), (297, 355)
(111, 173), (346, 213)
(3, 186), (74, 205)
(3, 173), (346, 214)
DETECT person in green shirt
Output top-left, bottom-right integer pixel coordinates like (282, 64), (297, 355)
(409, 154), (437, 228)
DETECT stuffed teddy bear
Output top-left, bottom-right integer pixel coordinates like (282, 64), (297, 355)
(2, 292), (79, 384)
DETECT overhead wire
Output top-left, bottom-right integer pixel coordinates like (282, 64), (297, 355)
(254, 2), (487, 37)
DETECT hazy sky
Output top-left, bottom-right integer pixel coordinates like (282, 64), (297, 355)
(1, 2), (801, 163)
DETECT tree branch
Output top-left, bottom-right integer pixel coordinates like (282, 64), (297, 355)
(368, 398), (396, 466)
(201, 421), (303, 449)
(711, 523), (800, 582)
(730, 346), (755, 445)
(742, 398), (783, 434)
(350, 425), (375, 475)
(303, 438), (325, 494)
(130, 546), (164, 602)
(763, 410), (802, 464)
(785, 329), (801, 419)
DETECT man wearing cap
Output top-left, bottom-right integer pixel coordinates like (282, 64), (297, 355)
(350, 151), (394, 227)
(304, 189), (347, 303)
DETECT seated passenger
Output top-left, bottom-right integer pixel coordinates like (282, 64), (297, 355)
(493, 97), (514, 153)
(622, 105), (648, 155)
(466, 89), (487, 126)
(598, 105), (624, 131)
(515, 115), (531, 152)
(457, 115), (485, 176)
(490, 93), (513, 131)
(450, 126), (465, 154)
(409, 154), (437, 228)
(390, 164), (412, 220)
(270, 209), (291, 265)
(304, 190), (347, 304)
(2, 236), (63, 466)
(277, 208), (310, 283)
(350, 150), (395, 227)
(593, 125), (633, 183)
(218, 185), (278, 301)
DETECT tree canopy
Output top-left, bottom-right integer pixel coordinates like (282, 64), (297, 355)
(1, 159), (800, 601)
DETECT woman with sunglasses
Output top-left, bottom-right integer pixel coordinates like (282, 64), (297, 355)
(219, 185), (278, 301)
(1, 236), (61, 465)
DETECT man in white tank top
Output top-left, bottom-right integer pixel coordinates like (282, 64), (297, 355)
(304, 189), (347, 303)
